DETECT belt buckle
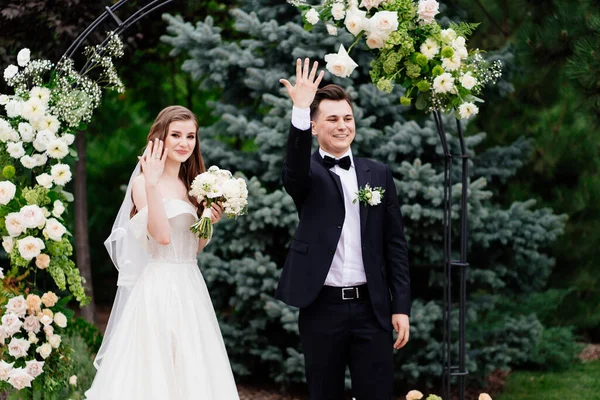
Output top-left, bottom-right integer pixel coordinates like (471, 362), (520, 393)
(342, 287), (359, 300)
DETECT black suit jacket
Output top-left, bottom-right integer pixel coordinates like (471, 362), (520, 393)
(276, 125), (411, 330)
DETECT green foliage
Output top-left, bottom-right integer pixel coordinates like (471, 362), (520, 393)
(528, 327), (583, 371)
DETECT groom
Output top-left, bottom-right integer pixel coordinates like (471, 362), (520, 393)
(276, 58), (411, 400)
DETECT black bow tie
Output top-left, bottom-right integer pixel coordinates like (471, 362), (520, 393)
(323, 155), (351, 170)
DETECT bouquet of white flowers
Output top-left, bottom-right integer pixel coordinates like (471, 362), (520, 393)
(188, 166), (248, 239)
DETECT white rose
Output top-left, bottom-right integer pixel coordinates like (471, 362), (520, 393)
(7, 367), (34, 390)
(48, 334), (61, 349)
(25, 360), (44, 378)
(366, 31), (387, 49)
(0, 361), (14, 381)
(35, 173), (53, 189)
(53, 312), (67, 328)
(0, 95), (8, 105)
(19, 205), (46, 229)
(32, 153), (48, 167)
(0, 119), (12, 141)
(3, 65), (18, 81)
(38, 115), (60, 134)
(23, 315), (41, 334)
(61, 133), (75, 145)
(69, 375), (78, 385)
(359, 0), (384, 10)
(455, 45), (468, 59)
(32, 130), (55, 152)
(369, 11), (399, 34)
(51, 163), (72, 186)
(305, 8), (320, 25)
(52, 200), (65, 218)
(8, 337), (31, 359)
(344, 7), (368, 36)
(20, 155), (36, 169)
(1, 313), (23, 336)
(5, 100), (22, 118)
(18, 122), (34, 142)
(452, 36), (466, 49)
(0, 267), (3, 280)
(324, 44), (359, 78)
(28, 331), (39, 344)
(0, 181), (16, 205)
(460, 72), (477, 90)
(30, 87), (50, 105)
(43, 325), (54, 337)
(417, 0), (439, 24)
(420, 38), (440, 60)
(5, 212), (25, 237)
(332, 3), (346, 20)
(17, 236), (45, 260)
(17, 48), (31, 67)
(46, 138), (69, 159)
(433, 72), (455, 93)
(326, 24), (338, 36)
(2, 236), (14, 253)
(6, 141), (25, 159)
(6, 295), (27, 317)
(36, 342), (52, 359)
(442, 54), (461, 71)
(21, 98), (45, 122)
(39, 314), (53, 327)
(0, 325), (7, 343)
(458, 102), (479, 119)
(440, 28), (457, 43)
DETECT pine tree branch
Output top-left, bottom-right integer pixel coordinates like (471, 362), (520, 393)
(473, 0), (509, 37)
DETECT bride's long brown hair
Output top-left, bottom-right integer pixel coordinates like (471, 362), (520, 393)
(131, 105), (206, 217)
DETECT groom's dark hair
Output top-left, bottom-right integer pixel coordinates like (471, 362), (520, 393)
(310, 84), (353, 120)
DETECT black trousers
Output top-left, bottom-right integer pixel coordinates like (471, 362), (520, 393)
(298, 296), (394, 400)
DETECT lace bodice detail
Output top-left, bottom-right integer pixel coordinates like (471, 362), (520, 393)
(129, 198), (199, 262)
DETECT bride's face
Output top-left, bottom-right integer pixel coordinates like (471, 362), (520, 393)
(163, 120), (197, 163)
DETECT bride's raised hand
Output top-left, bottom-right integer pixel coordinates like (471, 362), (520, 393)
(139, 138), (168, 187)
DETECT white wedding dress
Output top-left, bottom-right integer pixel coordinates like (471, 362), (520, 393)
(85, 198), (239, 400)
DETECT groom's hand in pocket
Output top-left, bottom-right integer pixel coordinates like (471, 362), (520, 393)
(279, 58), (325, 109)
(392, 314), (410, 350)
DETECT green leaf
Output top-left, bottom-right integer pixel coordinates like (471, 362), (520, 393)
(415, 93), (429, 110)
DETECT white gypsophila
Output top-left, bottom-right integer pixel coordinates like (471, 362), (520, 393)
(433, 72), (455, 93)
(18, 122), (34, 142)
(61, 133), (75, 145)
(17, 48), (31, 67)
(53, 312), (67, 328)
(28, 331), (39, 344)
(17, 236), (45, 261)
(417, 0), (439, 24)
(38, 115), (60, 134)
(6, 142), (25, 159)
(5, 212), (25, 237)
(332, 3), (346, 20)
(344, 7), (368, 36)
(324, 44), (359, 78)
(442, 54), (461, 71)
(420, 37), (440, 60)
(440, 28), (457, 43)
(369, 10), (399, 34)
(359, 0), (383, 10)
(46, 138), (69, 159)
(52, 200), (65, 218)
(23, 315), (41, 334)
(460, 72), (477, 90)
(326, 24), (339, 36)
(2, 236), (14, 254)
(0, 181), (17, 205)
(7, 367), (35, 390)
(32, 130), (56, 152)
(366, 31), (387, 49)
(458, 102), (479, 119)
(43, 218), (66, 242)
(20, 205), (46, 229)
(3, 65), (18, 81)
(0, 95), (8, 105)
(29, 87), (50, 105)
(36, 343), (52, 359)
(6, 296), (27, 317)
(21, 98), (45, 122)
(32, 153), (48, 167)
(306, 8), (320, 24)
(0, 361), (13, 381)
(5, 100), (22, 118)
(20, 155), (36, 169)
(8, 337), (31, 359)
(25, 360), (44, 379)
(51, 163), (72, 186)
(48, 334), (61, 349)
(35, 173), (53, 189)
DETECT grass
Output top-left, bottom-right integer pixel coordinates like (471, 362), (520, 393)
(497, 360), (600, 400)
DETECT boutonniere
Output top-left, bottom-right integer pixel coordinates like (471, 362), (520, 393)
(353, 184), (385, 207)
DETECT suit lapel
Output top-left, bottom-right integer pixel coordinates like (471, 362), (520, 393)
(354, 158), (371, 237)
(312, 151), (344, 201)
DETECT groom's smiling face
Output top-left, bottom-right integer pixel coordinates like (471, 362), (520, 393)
(311, 99), (356, 158)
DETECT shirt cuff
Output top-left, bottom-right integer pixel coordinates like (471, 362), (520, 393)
(291, 106), (311, 131)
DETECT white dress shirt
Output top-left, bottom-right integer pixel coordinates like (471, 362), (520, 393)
(291, 107), (367, 287)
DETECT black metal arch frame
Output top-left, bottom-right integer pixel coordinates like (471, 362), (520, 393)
(62, 3), (470, 399)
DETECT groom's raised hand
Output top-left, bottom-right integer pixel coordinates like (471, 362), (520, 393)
(279, 58), (325, 108)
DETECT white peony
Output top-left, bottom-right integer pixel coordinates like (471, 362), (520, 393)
(8, 337), (31, 359)
(18, 122), (34, 142)
(25, 360), (44, 378)
(43, 218), (66, 242)
(324, 44), (359, 78)
(369, 11), (399, 34)
(442, 54), (462, 71)
(5, 100), (23, 118)
(3, 65), (18, 81)
(420, 37), (440, 60)
(460, 72), (477, 90)
(326, 24), (338, 36)
(2, 236), (14, 254)
(36, 342), (52, 359)
(0, 361), (14, 381)
(32, 129), (56, 152)
(305, 8), (320, 25)
(359, 0), (384, 10)
(46, 138), (69, 159)
(17, 48), (31, 67)
(6, 295), (27, 317)
(32, 153), (48, 167)
(20, 155), (36, 169)
(0, 119), (13, 142)
(440, 28), (457, 43)
(7, 367), (34, 390)
(6, 141), (25, 159)
(23, 315), (41, 334)
(35, 173), (53, 189)
(1, 313), (23, 336)
(344, 7), (368, 36)
(0, 181), (16, 205)
(29, 87), (50, 105)
(48, 334), (61, 349)
(17, 236), (45, 261)
(5, 212), (25, 237)
(52, 200), (65, 218)
(368, 190), (382, 206)
(417, 0), (439, 24)
(38, 115), (60, 134)
(366, 31), (387, 49)
(332, 3), (346, 20)
(51, 163), (72, 186)
(21, 98), (45, 122)
(458, 102), (479, 119)
(433, 72), (455, 93)
(0, 94), (8, 105)
(19, 205), (46, 229)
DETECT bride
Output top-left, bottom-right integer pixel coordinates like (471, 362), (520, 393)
(85, 106), (239, 399)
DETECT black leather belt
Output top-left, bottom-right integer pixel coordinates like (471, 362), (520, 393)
(318, 284), (369, 303)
